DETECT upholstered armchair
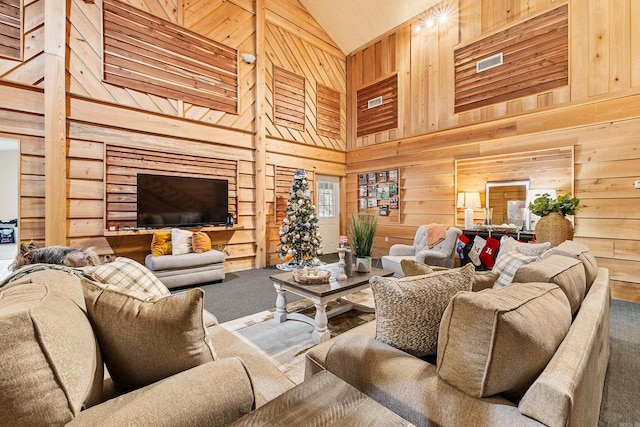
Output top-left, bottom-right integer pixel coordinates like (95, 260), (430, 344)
(381, 225), (462, 277)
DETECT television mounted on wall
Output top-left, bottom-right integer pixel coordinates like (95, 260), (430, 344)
(136, 174), (229, 228)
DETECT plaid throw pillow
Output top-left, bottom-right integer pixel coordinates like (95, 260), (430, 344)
(83, 257), (170, 296)
(492, 248), (539, 289)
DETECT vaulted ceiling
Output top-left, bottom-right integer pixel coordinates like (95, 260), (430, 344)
(299, 0), (440, 54)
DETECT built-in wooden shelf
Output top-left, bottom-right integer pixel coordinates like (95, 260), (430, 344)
(104, 225), (244, 237)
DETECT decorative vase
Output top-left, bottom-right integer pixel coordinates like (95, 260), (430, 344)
(356, 256), (372, 273)
(535, 212), (573, 247)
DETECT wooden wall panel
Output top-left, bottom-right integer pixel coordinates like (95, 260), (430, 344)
(264, 2), (347, 151)
(0, 0), (44, 86)
(316, 83), (340, 138)
(356, 74), (398, 137)
(454, 5), (568, 113)
(0, 0), (21, 60)
(103, 0), (239, 114)
(273, 66), (305, 130)
(348, 0), (640, 148)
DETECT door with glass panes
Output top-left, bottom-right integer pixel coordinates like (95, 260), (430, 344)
(316, 176), (340, 254)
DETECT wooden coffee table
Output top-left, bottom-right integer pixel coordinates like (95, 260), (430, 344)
(270, 263), (392, 343)
(228, 370), (413, 426)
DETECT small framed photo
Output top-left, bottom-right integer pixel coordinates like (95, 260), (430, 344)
(379, 204), (388, 216)
(368, 172), (376, 184)
(359, 174), (367, 185)
(359, 186), (368, 197)
(389, 197), (399, 209)
(368, 198), (378, 208)
(359, 198), (367, 210)
(368, 184), (377, 197)
(377, 186), (389, 199)
(389, 169), (398, 182)
(377, 171), (387, 183)
(389, 182), (398, 196)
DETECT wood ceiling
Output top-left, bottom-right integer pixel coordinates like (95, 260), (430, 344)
(299, 0), (440, 54)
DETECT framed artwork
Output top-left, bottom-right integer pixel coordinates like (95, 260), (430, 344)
(377, 171), (387, 183)
(367, 198), (378, 208)
(389, 182), (398, 196)
(379, 204), (388, 216)
(389, 197), (399, 209)
(359, 186), (368, 197)
(359, 198), (367, 210)
(359, 174), (367, 185)
(389, 169), (398, 182)
(368, 172), (376, 184)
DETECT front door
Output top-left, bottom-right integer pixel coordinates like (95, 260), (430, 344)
(316, 176), (340, 255)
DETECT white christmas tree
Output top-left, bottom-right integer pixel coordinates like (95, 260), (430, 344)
(278, 169), (322, 267)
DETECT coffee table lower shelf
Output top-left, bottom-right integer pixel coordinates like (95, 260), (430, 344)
(229, 370), (413, 426)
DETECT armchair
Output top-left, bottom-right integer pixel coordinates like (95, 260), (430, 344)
(381, 225), (462, 276)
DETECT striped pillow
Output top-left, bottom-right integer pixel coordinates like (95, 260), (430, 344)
(492, 248), (539, 289)
(83, 257), (170, 296)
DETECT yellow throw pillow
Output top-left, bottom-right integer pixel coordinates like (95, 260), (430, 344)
(400, 259), (434, 277)
(151, 230), (172, 257)
(192, 231), (212, 253)
(81, 279), (216, 390)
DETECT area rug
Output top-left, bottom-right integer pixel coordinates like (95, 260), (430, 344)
(221, 289), (375, 384)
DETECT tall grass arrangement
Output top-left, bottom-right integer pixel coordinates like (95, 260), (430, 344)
(349, 214), (378, 258)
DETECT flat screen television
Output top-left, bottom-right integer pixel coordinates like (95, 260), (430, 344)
(137, 174), (229, 228)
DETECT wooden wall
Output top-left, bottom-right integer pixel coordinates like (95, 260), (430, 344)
(0, 0), (346, 272)
(346, 0), (640, 298)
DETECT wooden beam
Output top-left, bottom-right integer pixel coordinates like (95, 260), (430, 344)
(44, 0), (67, 245)
(255, 0), (267, 267)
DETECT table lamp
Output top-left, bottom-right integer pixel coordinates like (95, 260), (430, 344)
(457, 192), (481, 230)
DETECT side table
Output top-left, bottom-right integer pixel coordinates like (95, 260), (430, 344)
(229, 370), (413, 426)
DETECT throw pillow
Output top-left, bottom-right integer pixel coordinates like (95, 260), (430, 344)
(400, 259), (434, 277)
(548, 240), (598, 292)
(437, 282), (571, 401)
(151, 230), (172, 257)
(492, 248), (539, 289)
(192, 231), (212, 253)
(495, 236), (550, 265)
(83, 257), (170, 297)
(370, 263), (475, 356)
(81, 279), (216, 390)
(172, 228), (193, 256)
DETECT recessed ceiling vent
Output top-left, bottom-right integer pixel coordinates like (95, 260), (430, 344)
(367, 96), (383, 109)
(476, 53), (503, 72)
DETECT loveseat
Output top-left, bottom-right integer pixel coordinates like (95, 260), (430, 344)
(306, 241), (611, 426)
(0, 263), (294, 426)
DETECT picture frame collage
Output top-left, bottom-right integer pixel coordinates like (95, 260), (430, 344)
(358, 169), (399, 219)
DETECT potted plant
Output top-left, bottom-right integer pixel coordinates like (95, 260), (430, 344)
(348, 213), (378, 272)
(529, 193), (579, 247)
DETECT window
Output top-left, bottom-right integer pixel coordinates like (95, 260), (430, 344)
(317, 181), (337, 218)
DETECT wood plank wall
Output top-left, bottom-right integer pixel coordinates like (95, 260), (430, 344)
(346, 0), (640, 298)
(0, 0), (43, 85)
(0, 0), (21, 60)
(0, 0), (346, 272)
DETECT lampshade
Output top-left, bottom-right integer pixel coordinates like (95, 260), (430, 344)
(457, 192), (481, 209)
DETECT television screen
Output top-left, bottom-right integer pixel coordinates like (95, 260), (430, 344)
(137, 174), (229, 228)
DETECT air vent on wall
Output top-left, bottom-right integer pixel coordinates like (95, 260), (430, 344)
(368, 96), (383, 109)
(476, 53), (503, 72)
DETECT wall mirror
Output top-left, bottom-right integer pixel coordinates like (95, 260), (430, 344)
(455, 147), (574, 230)
(485, 180), (530, 227)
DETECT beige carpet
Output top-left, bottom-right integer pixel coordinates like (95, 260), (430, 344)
(221, 289), (375, 384)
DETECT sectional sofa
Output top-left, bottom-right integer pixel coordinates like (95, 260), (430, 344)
(305, 241), (610, 426)
(0, 262), (294, 426)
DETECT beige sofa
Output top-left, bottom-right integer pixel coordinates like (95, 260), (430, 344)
(0, 267), (294, 426)
(306, 242), (611, 426)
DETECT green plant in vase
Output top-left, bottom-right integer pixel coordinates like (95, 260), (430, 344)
(529, 193), (579, 247)
(348, 213), (378, 272)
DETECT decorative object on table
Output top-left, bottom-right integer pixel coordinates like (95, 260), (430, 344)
(484, 207), (494, 226)
(457, 192), (481, 230)
(291, 268), (331, 284)
(339, 235), (354, 277)
(349, 213), (378, 273)
(528, 193), (579, 247)
(277, 169), (323, 269)
(525, 189), (556, 231)
(337, 248), (347, 281)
